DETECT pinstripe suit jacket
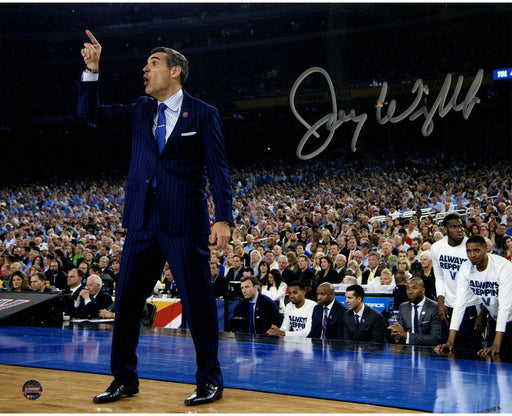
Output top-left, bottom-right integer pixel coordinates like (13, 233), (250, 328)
(77, 81), (233, 235)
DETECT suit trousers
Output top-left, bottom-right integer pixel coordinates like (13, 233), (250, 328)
(111, 189), (222, 388)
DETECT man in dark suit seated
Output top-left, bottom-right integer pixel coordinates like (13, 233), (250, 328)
(294, 254), (316, 282)
(209, 262), (228, 298)
(225, 255), (244, 281)
(388, 277), (442, 346)
(231, 276), (282, 334)
(162, 267), (179, 297)
(74, 274), (113, 319)
(343, 284), (385, 343)
(30, 272), (60, 293)
(309, 282), (346, 340)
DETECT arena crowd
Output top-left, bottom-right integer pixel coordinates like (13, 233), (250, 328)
(1, 151), (512, 350)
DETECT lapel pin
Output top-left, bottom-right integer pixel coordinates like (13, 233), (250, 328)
(182, 112), (189, 118)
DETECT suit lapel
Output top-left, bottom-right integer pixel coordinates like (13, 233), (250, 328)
(167, 92), (192, 143)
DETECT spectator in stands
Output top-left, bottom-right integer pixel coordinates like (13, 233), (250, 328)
(343, 284), (385, 343)
(7, 270), (32, 292)
(209, 262), (228, 298)
(74, 274), (113, 319)
(333, 254), (347, 277)
(30, 272), (59, 293)
(44, 259), (68, 290)
(419, 251), (436, 300)
(234, 243), (250, 268)
(260, 269), (287, 314)
(308, 282), (346, 340)
(388, 277), (441, 346)
(225, 254), (244, 281)
(267, 280), (315, 337)
(392, 270), (409, 310)
(256, 260), (270, 285)
(316, 256), (342, 286)
(162, 267), (179, 297)
(361, 251), (380, 284)
(367, 268), (395, 289)
(285, 251), (299, 272)
(381, 241), (397, 271)
(294, 254), (315, 283)
(276, 255), (295, 285)
(231, 275), (281, 334)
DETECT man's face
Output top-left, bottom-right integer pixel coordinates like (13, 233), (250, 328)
(368, 255), (378, 269)
(50, 261), (59, 272)
(264, 253), (274, 264)
(240, 280), (258, 301)
(209, 263), (218, 277)
(335, 255), (345, 268)
(99, 258), (108, 268)
(382, 243), (392, 256)
(143, 52), (178, 100)
(444, 219), (465, 245)
(67, 270), (81, 287)
(406, 280), (425, 304)
(235, 245), (243, 255)
(165, 270), (174, 281)
(347, 239), (357, 250)
(466, 242), (487, 267)
(288, 285), (305, 305)
(79, 262), (88, 274)
(298, 257), (308, 271)
(296, 245), (305, 255)
(345, 290), (362, 311)
(86, 278), (100, 296)
(420, 256), (431, 269)
(278, 257), (287, 270)
(232, 257), (242, 270)
(316, 285), (334, 306)
(30, 276), (46, 292)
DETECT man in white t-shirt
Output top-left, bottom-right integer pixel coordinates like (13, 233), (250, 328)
(267, 280), (315, 337)
(435, 235), (512, 356)
(431, 213), (483, 350)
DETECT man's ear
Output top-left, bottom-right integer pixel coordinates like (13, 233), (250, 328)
(171, 66), (182, 81)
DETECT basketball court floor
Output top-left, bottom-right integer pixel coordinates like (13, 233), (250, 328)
(1, 322), (511, 413)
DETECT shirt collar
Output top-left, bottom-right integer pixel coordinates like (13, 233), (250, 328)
(159, 88), (183, 112)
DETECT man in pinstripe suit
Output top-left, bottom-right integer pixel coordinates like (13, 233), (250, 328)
(79, 30), (233, 406)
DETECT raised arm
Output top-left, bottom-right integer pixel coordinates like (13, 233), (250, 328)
(81, 29), (102, 72)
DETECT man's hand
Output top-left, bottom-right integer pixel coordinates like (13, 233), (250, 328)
(79, 289), (90, 300)
(387, 322), (407, 339)
(266, 324), (285, 336)
(434, 342), (454, 354)
(210, 221), (231, 251)
(98, 309), (114, 319)
(81, 29), (102, 71)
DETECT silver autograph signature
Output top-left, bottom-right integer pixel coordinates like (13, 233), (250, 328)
(290, 67), (483, 160)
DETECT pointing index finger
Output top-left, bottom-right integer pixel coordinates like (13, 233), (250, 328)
(85, 29), (99, 45)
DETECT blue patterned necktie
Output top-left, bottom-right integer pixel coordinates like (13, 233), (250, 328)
(413, 304), (420, 334)
(355, 313), (360, 329)
(321, 306), (329, 340)
(155, 103), (167, 153)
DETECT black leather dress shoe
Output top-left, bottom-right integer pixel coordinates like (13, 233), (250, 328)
(93, 382), (139, 403)
(184, 383), (223, 406)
